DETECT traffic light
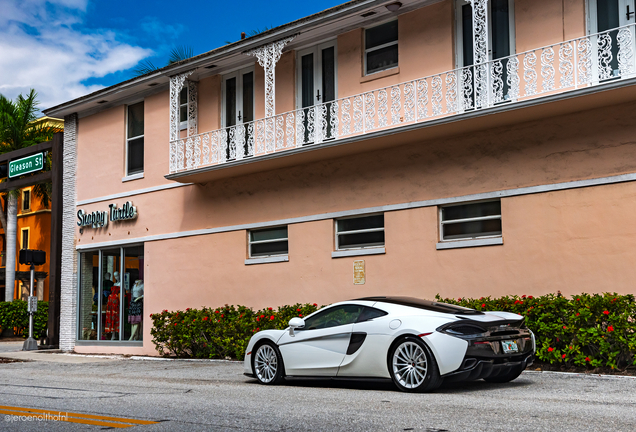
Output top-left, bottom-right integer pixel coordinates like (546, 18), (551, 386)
(19, 249), (46, 266)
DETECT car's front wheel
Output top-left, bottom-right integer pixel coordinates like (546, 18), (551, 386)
(388, 336), (442, 392)
(252, 342), (285, 385)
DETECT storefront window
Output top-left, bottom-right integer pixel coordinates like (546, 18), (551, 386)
(125, 246), (144, 341)
(77, 245), (144, 342)
(78, 251), (98, 340)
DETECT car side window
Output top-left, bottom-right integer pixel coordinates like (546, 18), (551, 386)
(302, 305), (364, 330)
(356, 307), (388, 323)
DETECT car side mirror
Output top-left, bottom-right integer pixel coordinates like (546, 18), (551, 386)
(288, 317), (305, 336)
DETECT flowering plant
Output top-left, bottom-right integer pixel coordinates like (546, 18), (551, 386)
(437, 293), (636, 369)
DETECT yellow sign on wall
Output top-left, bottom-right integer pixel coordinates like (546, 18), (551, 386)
(354, 260), (365, 285)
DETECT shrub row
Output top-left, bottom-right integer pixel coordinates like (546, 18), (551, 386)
(151, 293), (636, 369)
(0, 300), (48, 338)
(150, 303), (320, 360)
(436, 293), (636, 369)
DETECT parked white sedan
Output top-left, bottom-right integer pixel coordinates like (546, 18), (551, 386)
(244, 297), (535, 392)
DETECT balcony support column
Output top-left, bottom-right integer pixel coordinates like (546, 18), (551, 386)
(246, 36), (296, 118)
(468, 0), (489, 108)
(169, 70), (197, 173)
(169, 70), (195, 142)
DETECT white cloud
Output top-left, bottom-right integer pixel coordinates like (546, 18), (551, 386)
(0, 0), (151, 112)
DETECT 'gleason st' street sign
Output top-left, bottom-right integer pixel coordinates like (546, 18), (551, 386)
(9, 152), (44, 179)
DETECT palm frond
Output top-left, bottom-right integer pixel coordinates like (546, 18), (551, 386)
(169, 45), (194, 64)
(0, 89), (50, 153)
(133, 59), (159, 77)
(32, 182), (51, 208)
(248, 26), (272, 37)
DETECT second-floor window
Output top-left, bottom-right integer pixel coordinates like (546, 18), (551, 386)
(22, 189), (31, 212)
(21, 228), (29, 250)
(179, 88), (188, 130)
(588, 0), (636, 78)
(456, 0), (515, 67)
(364, 20), (398, 75)
(126, 101), (144, 176)
(223, 67), (254, 128)
(589, 0), (635, 33)
(297, 41), (337, 143)
(222, 67), (254, 159)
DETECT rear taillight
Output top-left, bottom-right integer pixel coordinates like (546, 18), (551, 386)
(438, 323), (487, 338)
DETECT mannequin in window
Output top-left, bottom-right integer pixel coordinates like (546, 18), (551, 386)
(104, 271), (121, 340)
(95, 272), (113, 304)
(128, 280), (144, 341)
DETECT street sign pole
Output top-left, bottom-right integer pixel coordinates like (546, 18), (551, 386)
(22, 263), (38, 351)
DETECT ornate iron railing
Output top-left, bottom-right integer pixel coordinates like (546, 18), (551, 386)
(169, 24), (636, 174)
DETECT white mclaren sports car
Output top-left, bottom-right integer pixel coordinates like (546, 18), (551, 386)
(244, 297), (535, 392)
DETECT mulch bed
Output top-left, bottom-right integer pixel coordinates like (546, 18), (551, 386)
(0, 337), (26, 342)
(532, 360), (636, 376)
(0, 358), (23, 364)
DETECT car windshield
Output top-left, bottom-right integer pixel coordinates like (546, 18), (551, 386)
(356, 296), (484, 315)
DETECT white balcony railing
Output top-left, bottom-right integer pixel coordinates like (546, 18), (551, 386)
(169, 24), (636, 175)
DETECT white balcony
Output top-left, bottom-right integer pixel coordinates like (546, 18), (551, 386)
(167, 24), (636, 180)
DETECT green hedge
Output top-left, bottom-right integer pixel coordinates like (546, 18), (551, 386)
(150, 303), (320, 360)
(436, 293), (636, 369)
(151, 293), (636, 369)
(0, 301), (48, 338)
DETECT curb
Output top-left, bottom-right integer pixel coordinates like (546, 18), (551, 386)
(523, 370), (636, 380)
(58, 353), (242, 363)
(129, 356), (242, 363)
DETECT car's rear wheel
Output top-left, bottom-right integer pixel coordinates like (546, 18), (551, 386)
(389, 336), (442, 392)
(252, 342), (285, 385)
(483, 365), (523, 383)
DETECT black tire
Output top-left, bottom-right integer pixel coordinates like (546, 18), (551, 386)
(484, 365), (524, 383)
(251, 341), (285, 385)
(388, 336), (442, 393)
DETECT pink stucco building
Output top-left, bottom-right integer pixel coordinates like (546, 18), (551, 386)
(46, 0), (636, 354)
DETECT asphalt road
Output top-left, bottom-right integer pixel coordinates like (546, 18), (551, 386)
(0, 353), (635, 432)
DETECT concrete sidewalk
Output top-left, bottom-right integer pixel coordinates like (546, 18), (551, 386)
(0, 341), (120, 364)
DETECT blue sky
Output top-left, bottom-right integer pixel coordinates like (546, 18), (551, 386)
(0, 0), (343, 111)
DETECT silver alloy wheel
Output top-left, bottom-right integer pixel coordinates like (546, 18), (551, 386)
(392, 341), (428, 389)
(254, 344), (278, 383)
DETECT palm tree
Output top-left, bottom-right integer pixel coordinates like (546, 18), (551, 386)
(0, 90), (58, 302)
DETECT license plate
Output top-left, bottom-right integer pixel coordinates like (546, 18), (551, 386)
(501, 340), (518, 354)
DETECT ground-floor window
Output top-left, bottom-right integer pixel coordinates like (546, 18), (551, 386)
(248, 226), (289, 258)
(439, 200), (502, 241)
(335, 214), (385, 250)
(77, 244), (144, 342)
